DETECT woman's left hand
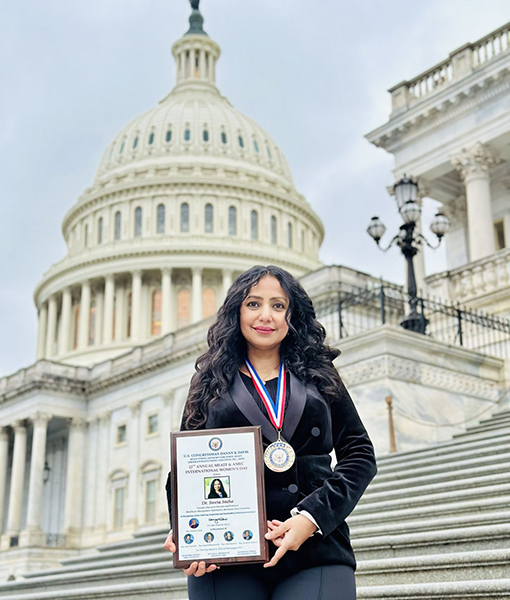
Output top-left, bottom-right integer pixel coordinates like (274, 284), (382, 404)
(263, 515), (317, 568)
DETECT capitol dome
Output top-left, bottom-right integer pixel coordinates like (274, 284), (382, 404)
(33, 2), (324, 367)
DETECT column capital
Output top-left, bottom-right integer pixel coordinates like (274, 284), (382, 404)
(12, 420), (27, 433)
(98, 411), (111, 425)
(129, 401), (142, 416)
(30, 412), (52, 427)
(68, 417), (88, 431)
(192, 267), (203, 276)
(0, 426), (9, 439)
(162, 267), (173, 276)
(105, 273), (115, 283)
(451, 142), (500, 181)
(132, 269), (142, 278)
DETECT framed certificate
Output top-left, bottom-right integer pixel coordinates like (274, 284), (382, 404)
(170, 426), (269, 568)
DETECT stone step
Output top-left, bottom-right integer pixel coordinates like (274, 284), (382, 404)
(458, 421), (510, 435)
(0, 578), (187, 600)
(352, 523), (510, 560)
(349, 508), (510, 537)
(376, 430), (509, 468)
(356, 548), (510, 586)
(368, 458), (510, 492)
(357, 579), (510, 599)
(373, 446), (510, 481)
(364, 470), (510, 502)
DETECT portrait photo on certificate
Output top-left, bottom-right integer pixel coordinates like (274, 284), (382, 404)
(170, 426), (268, 568)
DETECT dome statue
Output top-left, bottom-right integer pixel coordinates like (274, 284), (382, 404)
(33, 3), (324, 367)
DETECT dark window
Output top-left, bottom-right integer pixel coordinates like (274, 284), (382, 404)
(221, 132), (227, 144)
(287, 222), (293, 248)
(184, 129), (191, 141)
(266, 145), (272, 159)
(238, 136), (244, 148)
(181, 203), (189, 232)
(253, 140), (259, 153)
(148, 132), (154, 145)
(115, 211), (121, 240)
(134, 207), (142, 237)
(270, 216), (277, 245)
(119, 142), (125, 154)
(166, 130), (172, 142)
(157, 204), (165, 234)
(229, 206), (237, 236)
(205, 203), (213, 233)
(133, 137), (139, 149)
(495, 220), (506, 250)
(203, 130), (209, 142)
(251, 210), (258, 240)
(98, 217), (103, 244)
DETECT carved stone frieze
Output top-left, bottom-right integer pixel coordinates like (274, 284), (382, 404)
(341, 355), (498, 401)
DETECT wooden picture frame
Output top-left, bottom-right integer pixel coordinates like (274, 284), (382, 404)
(171, 426), (268, 568)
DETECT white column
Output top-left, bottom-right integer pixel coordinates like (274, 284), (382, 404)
(199, 49), (206, 79)
(94, 412), (110, 535)
(95, 287), (104, 346)
(78, 280), (91, 349)
(20, 413), (51, 546)
(114, 283), (125, 342)
(222, 269), (233, 300)
(36, 303), (48, 360)
(103, 275), (115, 344)
(63, 418), (87, 543)
(126, 402), (141, 528)
(161, 268), (172, 335)
(58, 288), (72, 355)
(0, 428), (9, 535)
(5, 422), (27, 538)
(84, 417), (98, 531)
(191, 267), (203, 323)
(452, 142), (497, 262)
(45, 295), (58, 358)
(131, 271), (142, 341)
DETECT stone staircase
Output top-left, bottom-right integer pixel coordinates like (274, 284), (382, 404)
(0, 409), (509, 599)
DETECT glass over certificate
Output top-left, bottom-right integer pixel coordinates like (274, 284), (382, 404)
(170, 426), (268, 568)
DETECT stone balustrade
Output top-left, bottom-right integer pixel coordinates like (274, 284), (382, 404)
(389, 22), (510, 113)
(427, 248), (510, 304)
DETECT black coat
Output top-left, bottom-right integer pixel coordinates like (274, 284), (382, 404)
(166, 370), (377, 574)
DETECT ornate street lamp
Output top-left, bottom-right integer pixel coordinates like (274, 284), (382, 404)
(367, 175), (450, 334)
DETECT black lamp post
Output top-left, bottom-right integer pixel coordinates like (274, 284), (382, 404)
(367, 176), (451, 334)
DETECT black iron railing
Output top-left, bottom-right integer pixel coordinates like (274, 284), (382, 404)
(314, 285), (510, 359)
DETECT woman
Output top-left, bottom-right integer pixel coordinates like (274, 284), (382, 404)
(207, 478), (227, 499)
(164, 265), (377, 600)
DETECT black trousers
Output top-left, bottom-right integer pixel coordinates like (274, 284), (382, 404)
(188, 564), (356, 600)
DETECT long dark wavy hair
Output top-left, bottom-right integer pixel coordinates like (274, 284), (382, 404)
(182, 265), (342, 429)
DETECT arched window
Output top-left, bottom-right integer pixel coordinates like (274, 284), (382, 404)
(253, 140), (259, 154)
(177, 288), (191, 329)
(89, 300), (97, 346)
(203, 129), (209, 142)
(271, 216), (277, 245)
(228, 206), (237, 236)
(251, 210), (258, 240)
(157, 204), (165, 234)
(184, 128), (191, 142)
(266, 145), (272, 159)
(205, 203), (213, 233)
(148, 132), (154, 145)
(301, 229), (305, 252)
(166, 130), (172, 142)
(133, 136), (139, 149)
(127, 292), (132, 338)
(287, 222), (293, 248)
(180, 203), (189, 232)
(238, 135), (244, 148)
(145, 480), (157, 523)
(221, 132), (227, 144)
(84, 224), (89, 248)
(119, 141), (125, 154)
(151, 289), (162, 335)
(202, 288), (216, 319)
(115, 211), (121, 240)
(97, 217), (103, 244)
(134, 207), (142, 237)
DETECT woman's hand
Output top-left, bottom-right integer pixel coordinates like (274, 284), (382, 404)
(263, 515), (317, 568)
(163, 532), (219, 577)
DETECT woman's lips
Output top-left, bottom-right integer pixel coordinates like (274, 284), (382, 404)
(253, 326), (274, 334)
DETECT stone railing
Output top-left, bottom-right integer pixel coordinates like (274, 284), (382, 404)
(426, 249), (510, 304)
(389, 22), (510, 112)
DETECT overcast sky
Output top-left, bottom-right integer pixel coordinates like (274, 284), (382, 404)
(1, 0), (508, 377)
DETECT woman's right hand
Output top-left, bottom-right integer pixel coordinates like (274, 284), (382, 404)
(163, 532), (219, 577)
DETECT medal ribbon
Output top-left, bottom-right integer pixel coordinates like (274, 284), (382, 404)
(245, 359), (286, 430)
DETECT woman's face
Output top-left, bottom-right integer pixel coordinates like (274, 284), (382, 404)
(240, 275), (289, 355)
(214, 480), (221, 491)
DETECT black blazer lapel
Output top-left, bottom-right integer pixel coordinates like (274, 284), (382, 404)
(282, 371), (307, 442)
(228, 371), (277, 443)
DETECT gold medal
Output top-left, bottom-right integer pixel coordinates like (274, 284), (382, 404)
(264, 438), (295, 472)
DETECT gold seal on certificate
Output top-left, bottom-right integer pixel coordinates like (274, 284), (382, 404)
(264, 440), (295, 472)
(170, 426), (268, 568)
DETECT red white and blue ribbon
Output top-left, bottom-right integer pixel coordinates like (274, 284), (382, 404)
(245, 359), (286, 430)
